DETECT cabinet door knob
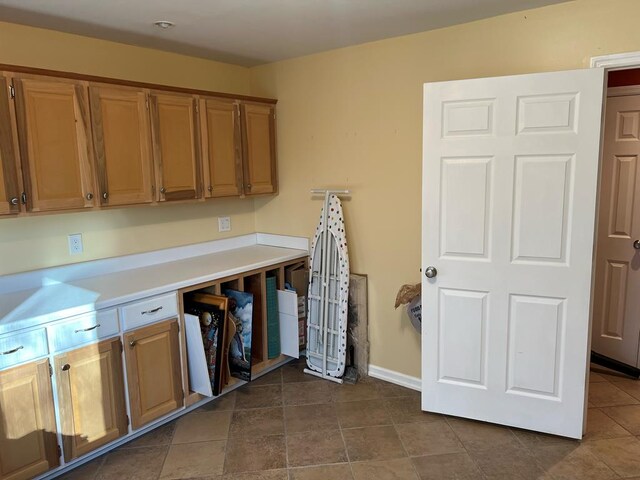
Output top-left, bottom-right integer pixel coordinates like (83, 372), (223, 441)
(61, 364), (71, 371)
(246, 184), (252, 190)
(634, 239), (640, 250)
(103, 192), (109, 200)
(160, 187), (166, 194)
(208, 186), (213, 193)
(9, 197), (18, 205)
(86, 192), (94, 200)
(129, 340), (137, 348)
(21, 192), (27, 204)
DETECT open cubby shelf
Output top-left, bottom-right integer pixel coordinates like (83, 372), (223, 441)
(177, 256), (309, 407)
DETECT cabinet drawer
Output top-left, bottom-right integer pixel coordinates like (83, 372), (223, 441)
(48, 309), (119, 353)
(0, 328), (48, 370)
(120, 292), (178, 331)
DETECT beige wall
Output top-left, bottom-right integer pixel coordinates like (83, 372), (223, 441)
(249, 0), (640, 378)
(0, 21), (254, 275)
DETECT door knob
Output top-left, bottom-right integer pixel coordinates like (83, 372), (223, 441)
(425, 266), (438, 278)
(86, 193), (93, 200)
(61, 364), (71, 371)
(9, 197), (18, 205)
(634, 240), (640, 250)
(129, 340), (137, 348)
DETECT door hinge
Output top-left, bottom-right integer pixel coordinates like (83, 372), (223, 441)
(9, 83), (15, 99)
(21, 192), (26, 205)
(56, 445), (62, 458)
(49, 363), (53, 377)
(119, 341), (123, 354)
(126, 414), (130, 426)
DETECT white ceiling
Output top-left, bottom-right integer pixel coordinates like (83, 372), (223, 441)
(0, 0), (569, 67)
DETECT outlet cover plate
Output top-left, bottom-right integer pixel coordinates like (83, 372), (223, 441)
(68, 233), (83, 255)
(218, 217), (231, 232)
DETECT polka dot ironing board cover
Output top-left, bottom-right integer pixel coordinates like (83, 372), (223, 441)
(306, 194), (350, 378)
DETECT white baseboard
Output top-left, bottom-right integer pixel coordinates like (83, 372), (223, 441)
(368, 364), (422, 392)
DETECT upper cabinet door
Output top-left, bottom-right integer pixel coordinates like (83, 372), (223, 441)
(240, 103), (277, 195)
(150, 93), (201, 201)
(13, 76), (95, 212)
(89, 85), (154, 206)
(200, 98), (242, 198)
(0, 77), (20, 215)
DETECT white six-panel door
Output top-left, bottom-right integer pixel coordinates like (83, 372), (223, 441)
(422, 68), (605, 439)
(591, 92), (640, 367)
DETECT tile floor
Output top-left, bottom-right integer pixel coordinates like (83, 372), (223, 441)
(60, 360), (640, 480)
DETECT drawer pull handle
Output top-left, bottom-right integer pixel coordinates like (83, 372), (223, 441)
(74, 324), (101, 333)
(141, 306), (163, 315)
(61, 364), (71, 371)
(1, 346), (23, 355)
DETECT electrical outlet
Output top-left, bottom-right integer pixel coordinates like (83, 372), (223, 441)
(68, 233), (83, 255)
(218, 216), (231, 232)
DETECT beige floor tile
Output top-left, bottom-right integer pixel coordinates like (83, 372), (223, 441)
(511, 428), (578, 449)
(222, 470), (288, 480)
(282, 363), (321, 384)
(283, 381), (336, 406)
(591, 366), (632, 382)
(373, 380), (421, 399)
(229, 407), (284, 437)
(198, 391), (237, 412)
(249, 368), (283, 387)
(343, 425), (407, 462)
(160, 440), (226, 479)
(351, 458), (419, 480)
(602, 404), (640, 435)
(589, 381), (639, 407)
(469, 443), (547, 480)
(584, 408), (633, 441)
(289, 464), (354, 480)
(96, 445), (168, 480)
(58, 457), (103, 480)
(235, 384), (283, 410)
(447, 417), (519, 453)
(531, 443), (618, 480)
(224, 435), (286, 474)
(384, 396), (442, 425)
(284, 403), (340, 433)
(411, 452), (483, 480)
(172, 410), (232, 444)
(333, 381), (381, 402)
(589, 372), (609, 383)
(587, 436), (640, 477)
(337, 399), (392, 428)
(122, 421), (176, 448)
(286, 429), (348, 466)
(396, 421), (464, 457)
(609, 377), (640, 401)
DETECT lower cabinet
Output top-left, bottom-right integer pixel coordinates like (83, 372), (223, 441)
(54, 337), (128, 462)
(0, 359), (59, 480)
(124, 319), (183, 429)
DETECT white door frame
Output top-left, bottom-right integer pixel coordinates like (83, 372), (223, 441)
(585, 52), (640, 432)
(589, 50), (640, 363)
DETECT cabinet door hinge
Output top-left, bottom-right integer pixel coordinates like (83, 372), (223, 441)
(145, 97), (149, 110)
(120, 341), (123, 354)
(126, 414), (130, 426)
(9, 83), (15, 99)
(49, 363), (53, 377)
(56, 445), (62, 458)
(21, 192), (27, 205)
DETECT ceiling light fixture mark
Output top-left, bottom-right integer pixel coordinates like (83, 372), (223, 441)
(153, 20), (175, 29)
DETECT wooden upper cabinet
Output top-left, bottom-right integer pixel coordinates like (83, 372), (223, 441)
(89, 85), (154, 206)
(0, 359), (59, 480)
(150, 93), (201, 201)
(200, 98), (242, 197)
(240, 102), (277, 195)
(0, 77), (20, 215)
(13, 75), (95, 212)
(124, 319), (183, 429)
(54, 337), (128, 462)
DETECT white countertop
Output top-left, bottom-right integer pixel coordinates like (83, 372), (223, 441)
(0, 235), (308, 336)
